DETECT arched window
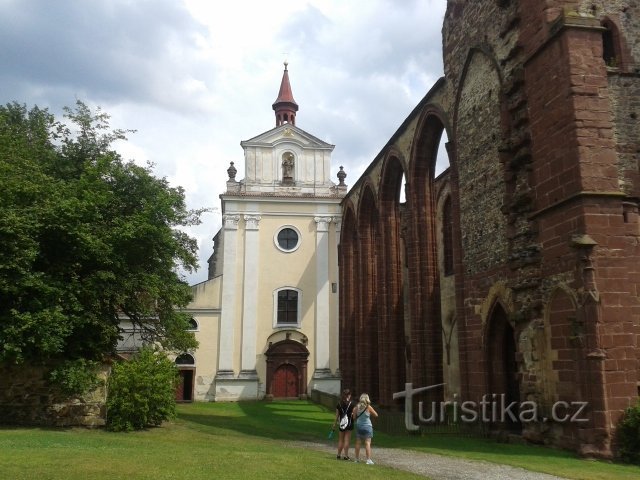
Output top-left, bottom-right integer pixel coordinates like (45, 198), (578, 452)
(274, 288), (301, 327)
(601, 20), (620, 68)
(443, 196), (454, 276)
(175, 353), (195, 365)
(187, 317), (198, 331)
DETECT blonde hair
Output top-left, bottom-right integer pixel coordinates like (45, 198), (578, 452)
(356, 393), (370, 413)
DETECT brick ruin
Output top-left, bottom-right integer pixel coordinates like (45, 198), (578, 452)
(339, 0), (639, 456)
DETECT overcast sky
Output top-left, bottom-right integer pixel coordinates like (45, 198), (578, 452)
(0, 0), (447, 285)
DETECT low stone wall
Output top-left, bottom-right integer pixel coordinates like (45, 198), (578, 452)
(311, 389), (339, 411)
(0, 363), (108, 427)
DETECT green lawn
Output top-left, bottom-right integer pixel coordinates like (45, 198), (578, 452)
(0, 401), (638, 480)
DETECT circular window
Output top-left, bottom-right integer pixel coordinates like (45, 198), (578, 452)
(275, 227), (300, 252)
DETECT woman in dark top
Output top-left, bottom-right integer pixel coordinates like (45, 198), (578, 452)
(332, 389), (354, 460)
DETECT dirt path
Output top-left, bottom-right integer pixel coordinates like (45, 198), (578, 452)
(291, 441), (570, 480)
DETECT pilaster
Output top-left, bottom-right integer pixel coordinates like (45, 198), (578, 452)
(217, 214), (240, 377)
(241, 214), (261, 376)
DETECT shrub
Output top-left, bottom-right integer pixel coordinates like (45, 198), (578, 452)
(49, 359), (103, 397)
(106, 347), (178, 432)
(617, 400), (640, 465)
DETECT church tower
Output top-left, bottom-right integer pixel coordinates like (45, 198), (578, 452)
(184, 64), (347, 401)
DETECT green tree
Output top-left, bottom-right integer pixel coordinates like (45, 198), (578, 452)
(0, 101), (200, 367)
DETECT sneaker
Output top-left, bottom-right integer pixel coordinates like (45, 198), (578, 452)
(354, 458), (359, 463)
(343, 456), (350, 461)
(336, 455), (341, 460)
(365, 459), (374, 465)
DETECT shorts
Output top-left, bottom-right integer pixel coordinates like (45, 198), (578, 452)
(356, 425), (373, 439)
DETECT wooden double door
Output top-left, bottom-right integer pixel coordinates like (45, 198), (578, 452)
(265, 339), (309, 399)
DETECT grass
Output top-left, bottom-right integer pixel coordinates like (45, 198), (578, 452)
(0, 401), (638, 480)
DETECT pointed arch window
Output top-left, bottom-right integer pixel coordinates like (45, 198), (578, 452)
(601, 20), (620, 68)
(443, 196), (454, 276)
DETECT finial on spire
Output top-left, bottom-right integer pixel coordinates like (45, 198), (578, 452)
(273, 62), (298, 127)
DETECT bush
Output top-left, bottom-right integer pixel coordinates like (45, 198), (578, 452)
(617, 400), (640, 465)
(49, 359), (103, 397)
(106, 347), (179, 432)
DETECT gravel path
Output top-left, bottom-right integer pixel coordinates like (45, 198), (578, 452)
(291, 441), (570, 480)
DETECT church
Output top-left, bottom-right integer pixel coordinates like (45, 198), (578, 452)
(180, 63), (347, 401)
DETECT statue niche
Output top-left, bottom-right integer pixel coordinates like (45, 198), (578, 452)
(282, 152), (295, 185)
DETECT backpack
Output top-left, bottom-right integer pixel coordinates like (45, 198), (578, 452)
(338, 402), (351, 431)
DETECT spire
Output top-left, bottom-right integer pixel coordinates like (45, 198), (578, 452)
(272, 61), (299, 127)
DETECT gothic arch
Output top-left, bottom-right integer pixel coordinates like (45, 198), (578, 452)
(485, 300), (521, 431)
(404, 109), (451, 399)
(338, 204), (358, 391)
(356, 179), (380, 215)
(377, 152), (409, 403)
(454, 47), (509, 276)
(453, 46), (505, 130)
(480, 282), (516, 329)
(355, 185), (380, 398)
(409, 107), (452, 182)
(544, 286), (581, 403)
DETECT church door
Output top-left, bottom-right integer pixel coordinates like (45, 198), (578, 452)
(175, 369), (194, 402)
(272, 364), (299, 398)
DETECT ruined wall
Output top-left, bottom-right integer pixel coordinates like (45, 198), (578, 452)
(609, 74), (640, 197)
(0, 363), (108, 427)
(456, 51), (508, 275)
(340, 0), (639, 457)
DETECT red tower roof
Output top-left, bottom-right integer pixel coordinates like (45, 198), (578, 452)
(272, 62), (299, 126)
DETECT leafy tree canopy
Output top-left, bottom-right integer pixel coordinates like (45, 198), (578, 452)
(0, 101), (200, 365)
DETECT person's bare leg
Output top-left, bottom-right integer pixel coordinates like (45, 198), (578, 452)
(343, 431), (352, 458)
(365, 438), (372, 460)
(354, 437), (361, 461)
(337, 432), (345, 457)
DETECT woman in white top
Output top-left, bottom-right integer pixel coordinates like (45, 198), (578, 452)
(352, 393), (378, 464)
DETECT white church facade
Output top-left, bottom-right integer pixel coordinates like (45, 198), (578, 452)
(180, 64), (347, 401)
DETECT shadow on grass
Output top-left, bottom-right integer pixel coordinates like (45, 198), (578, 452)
(176, 400), (334, 443)
(175, 400), (640, 479)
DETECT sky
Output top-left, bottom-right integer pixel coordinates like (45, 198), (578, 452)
(0, 0), (448, 285)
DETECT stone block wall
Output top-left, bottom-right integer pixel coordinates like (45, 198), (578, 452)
(0, 363), (108, 427)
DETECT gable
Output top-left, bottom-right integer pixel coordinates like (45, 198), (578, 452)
(241, 124), (334, 151)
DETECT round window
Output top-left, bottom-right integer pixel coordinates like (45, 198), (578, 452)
(276, 227), (299, 252)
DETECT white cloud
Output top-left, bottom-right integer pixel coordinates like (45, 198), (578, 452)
(0, 0), (447, 284)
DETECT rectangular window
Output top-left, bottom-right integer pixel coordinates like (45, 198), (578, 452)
(277, 290), (298, 324)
